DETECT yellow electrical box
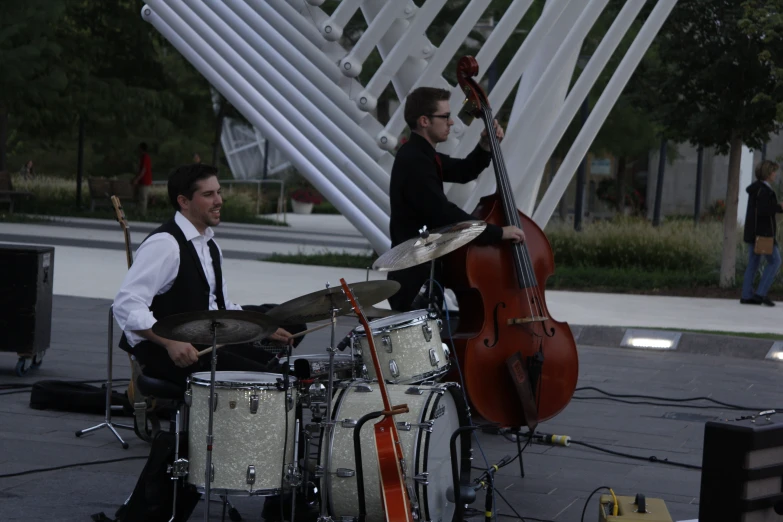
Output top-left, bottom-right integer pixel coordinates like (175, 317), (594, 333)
(598, 494), (673, 522)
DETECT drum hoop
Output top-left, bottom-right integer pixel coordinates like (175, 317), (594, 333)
(194, 485), (283, 497)
(422, 383), (471, 522)
(354, 310), (430, 335)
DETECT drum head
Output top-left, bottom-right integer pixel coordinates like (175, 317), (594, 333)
(189, 371), (295, 387)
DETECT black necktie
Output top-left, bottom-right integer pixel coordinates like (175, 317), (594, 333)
(207, 239), (226, 310)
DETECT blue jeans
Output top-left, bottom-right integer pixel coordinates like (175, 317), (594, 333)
(742, 242), (782, 299)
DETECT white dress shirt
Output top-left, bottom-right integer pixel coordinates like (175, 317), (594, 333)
(113, 212), (242, 347)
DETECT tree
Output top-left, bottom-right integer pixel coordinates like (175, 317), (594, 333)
(0, 0), (66, 171)
(629, 0), (783, 287)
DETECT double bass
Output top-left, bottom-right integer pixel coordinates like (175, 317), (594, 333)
(443, 56), (579, 427)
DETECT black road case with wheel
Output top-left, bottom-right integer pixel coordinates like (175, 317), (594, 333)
(0, 244), (54, 375)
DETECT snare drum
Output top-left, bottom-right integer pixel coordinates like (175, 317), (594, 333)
(322, 381), (471, 522)
(186, 371), (297, 495)
(353, 309), (449, 384)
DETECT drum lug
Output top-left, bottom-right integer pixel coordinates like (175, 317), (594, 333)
(313, 465), (325, 478)
(406, 386), (423, 395)
(396, 421), (412, 431)
(341, 418), (358, 428)
(382, 334), (393, 353)
(209, 463), (215, 483)
(184, 389), (192, 407)
(168, 458), (189, 479)
(413, 472), (429, 485)
(354, 383), (373, 393)
(249, 394), (259, 414)
(414, 421), (434, 433)
(422, 324), (433, 342)
(287, 392), (294, 412)
(336, 468), (356, 478)
(429, 348), (440, 367)
(389, 360), (400, 379)
(442, 343), (450, 361)
(247, 465), (256, 485)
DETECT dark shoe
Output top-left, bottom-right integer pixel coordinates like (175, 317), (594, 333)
(758, 295), (776, 306)
(740, 296), (763, 304)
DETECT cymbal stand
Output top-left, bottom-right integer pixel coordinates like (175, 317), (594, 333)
(317, 293), (340, 522)
(203, 320), (220, 522)
(75, 305), (133, 447)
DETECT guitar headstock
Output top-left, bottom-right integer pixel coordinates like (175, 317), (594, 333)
(456, 56), (489, 119)
(111, 196), (129, 233)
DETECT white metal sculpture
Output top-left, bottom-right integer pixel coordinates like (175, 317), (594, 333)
(142, 0), (678, 254)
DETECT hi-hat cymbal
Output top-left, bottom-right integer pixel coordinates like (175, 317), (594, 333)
(372, 220), (487, 272)
(152, 310), (279, 346)
(265, 280), (401, 324)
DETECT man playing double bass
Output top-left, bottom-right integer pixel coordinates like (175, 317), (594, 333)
(387, 86), (526, 312)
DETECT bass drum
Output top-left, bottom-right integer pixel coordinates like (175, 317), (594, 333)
(322, 381), (471, 522)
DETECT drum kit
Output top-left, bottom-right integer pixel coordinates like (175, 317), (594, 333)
(150, 221), (486, 522)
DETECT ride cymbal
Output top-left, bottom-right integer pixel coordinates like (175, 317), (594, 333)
(372, 220), (487, 272)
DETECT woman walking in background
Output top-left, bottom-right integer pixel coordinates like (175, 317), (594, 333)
(741, 160), (783, 306)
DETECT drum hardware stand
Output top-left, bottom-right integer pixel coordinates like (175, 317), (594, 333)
(203, 319), (221, 522)
(284, 418), (302, 522)
(353, 410), (385, 522)
(450, 425), (481, 522)
(75, 305), (133, 448)
(317, 283), (342, 522)
(167, 407), (187, 522)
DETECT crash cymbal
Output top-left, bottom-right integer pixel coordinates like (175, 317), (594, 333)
(152, 310), (279, 346)
(266, 280), (401, 324)
(372, 220), (487, 272)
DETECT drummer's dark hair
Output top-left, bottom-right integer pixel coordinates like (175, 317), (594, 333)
(404, 87), (451, 130)
(168, 163), (219, 211)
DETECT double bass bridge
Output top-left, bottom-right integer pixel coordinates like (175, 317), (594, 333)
(507, 316), (548, 325)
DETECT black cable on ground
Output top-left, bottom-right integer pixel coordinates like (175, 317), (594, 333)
(574, 386), (778, 412)
(569, 440), (701, 470)
(0, 456), (147, 479)
(580, 486), (612, 522)
(572, 395), (753, 410)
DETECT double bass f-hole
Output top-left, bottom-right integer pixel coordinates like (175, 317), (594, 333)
(484, 302), (506, 348)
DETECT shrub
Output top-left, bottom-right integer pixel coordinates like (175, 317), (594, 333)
(546, 217), (725, 272)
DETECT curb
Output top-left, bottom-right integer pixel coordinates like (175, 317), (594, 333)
(572, 324), (783, 362)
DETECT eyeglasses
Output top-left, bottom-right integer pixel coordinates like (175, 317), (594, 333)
(427, 113), (451, 120)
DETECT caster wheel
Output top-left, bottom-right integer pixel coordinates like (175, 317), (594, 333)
(15, 358), (30, 377)
(31, 352), (44, 368)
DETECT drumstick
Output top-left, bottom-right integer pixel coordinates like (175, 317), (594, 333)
(197, 344), (224, 357)
(197, 322), (331, 356)
(291, 322), (331, 339)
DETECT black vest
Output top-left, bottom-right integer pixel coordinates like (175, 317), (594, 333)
(119, 218), (226, 353)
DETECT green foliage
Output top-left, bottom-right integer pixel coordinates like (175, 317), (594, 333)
(545, 218), (724, 272)
(265, 250), (377, 269)
(6, 174), (282, 225)
(629, 0), (783, 151)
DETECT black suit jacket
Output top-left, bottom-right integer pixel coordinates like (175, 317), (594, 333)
(387, 133), (504, 311)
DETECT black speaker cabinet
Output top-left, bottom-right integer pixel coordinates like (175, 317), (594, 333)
(699, 416), (783, 522)
(0, 244), (54, 356)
